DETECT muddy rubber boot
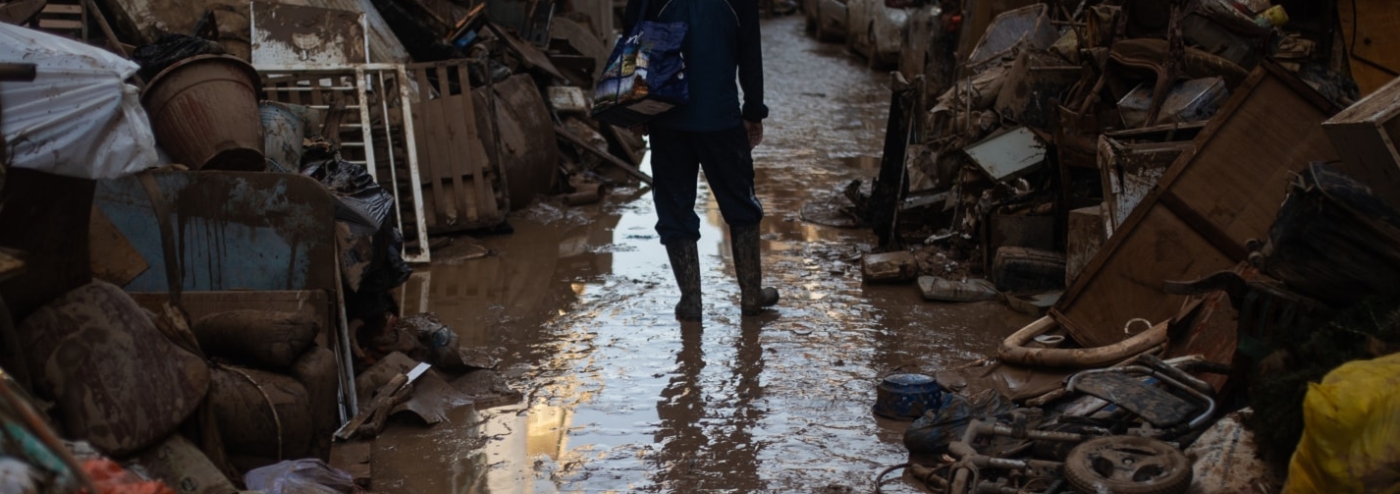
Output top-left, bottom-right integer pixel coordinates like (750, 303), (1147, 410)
(666, 241), (703, 321)
(730, 224), (779, 315)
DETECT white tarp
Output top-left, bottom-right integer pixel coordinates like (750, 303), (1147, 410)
(0, 23), (156, 179)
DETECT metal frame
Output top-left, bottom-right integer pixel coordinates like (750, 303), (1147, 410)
(259, 64), (432, 264)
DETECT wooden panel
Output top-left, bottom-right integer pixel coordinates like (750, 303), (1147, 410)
(89, 206), (149, 287)
(93, 171), (337, 294)
(407, 61), (506, 235)
(1323, 75), (1400, 210)
(1168, 76), (1339, 244)
(1337, 0), (1400, 96)
(260, 68), (432, 263)
(1056, 63), (1339, 347)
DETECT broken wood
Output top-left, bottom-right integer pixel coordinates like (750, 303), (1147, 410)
(335, 373), (408, 441)
(1055, 63), (1339, 347)
(554, 124), (653, 185)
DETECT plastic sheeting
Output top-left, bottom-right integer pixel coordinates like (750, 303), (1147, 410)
(0, 24), (157, 179)
(1285, 352), (1400, 494)
(245, 459), (356, 494)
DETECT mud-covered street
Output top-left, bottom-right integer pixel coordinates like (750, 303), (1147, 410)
(373, 14), (1033, 493)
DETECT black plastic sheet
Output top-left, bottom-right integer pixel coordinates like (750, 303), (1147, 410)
(131, 34), (226, 82)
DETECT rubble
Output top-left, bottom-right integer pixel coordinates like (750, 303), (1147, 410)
(853, 0), (1400, 492)
(6, 0), (1400, 491)
(0, 0), (636, 486)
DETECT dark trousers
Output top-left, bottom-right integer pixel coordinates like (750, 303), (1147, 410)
(650, 125), (764, 245)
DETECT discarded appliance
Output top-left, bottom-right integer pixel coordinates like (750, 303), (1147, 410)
(1096, 135), (1193, 229)
(260, 66), (433, 262)
(963, 127), (1045, 181)
(1117, 77), (1229, 128)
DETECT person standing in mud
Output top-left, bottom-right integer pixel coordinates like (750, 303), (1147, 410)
(623, 0), (778, 320)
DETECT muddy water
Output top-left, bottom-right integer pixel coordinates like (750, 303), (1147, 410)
(372, 15), (1034, 493)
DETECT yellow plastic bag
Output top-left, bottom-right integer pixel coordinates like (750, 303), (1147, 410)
(1284, 352), (1400, 494)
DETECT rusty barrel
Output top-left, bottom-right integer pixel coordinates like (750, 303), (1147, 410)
(142, 54), (265, 171)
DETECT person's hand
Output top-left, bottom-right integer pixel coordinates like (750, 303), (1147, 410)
(744, 120), (763, 149)
(629, 124), (649, 136)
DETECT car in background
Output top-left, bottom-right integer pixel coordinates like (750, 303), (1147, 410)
(805, 0), (850, 42)
(845, 0), (915, 67)
(900, 0), (962, 97)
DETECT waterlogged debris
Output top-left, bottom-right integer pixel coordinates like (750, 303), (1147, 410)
(862, 251), (918, 283)
(918, 276), (999, 302)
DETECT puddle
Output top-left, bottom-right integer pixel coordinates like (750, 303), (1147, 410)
(837, 155), (882, 170)
(375, 15), (1035, 493)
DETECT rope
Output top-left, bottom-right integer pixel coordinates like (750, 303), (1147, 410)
(873, 463), (909, 494)
(227, 366), (285, 461)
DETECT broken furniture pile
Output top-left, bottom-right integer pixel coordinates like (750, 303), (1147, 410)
(0, 0), (642, 487)
(860, 1), (1400, 493)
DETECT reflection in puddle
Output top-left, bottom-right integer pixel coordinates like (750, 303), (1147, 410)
(837, 155), (882, 170)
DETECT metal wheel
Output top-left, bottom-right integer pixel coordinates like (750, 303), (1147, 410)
(1064, 436), (1192, 494)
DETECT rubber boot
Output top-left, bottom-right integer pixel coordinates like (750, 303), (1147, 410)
(666, 241), (703, 321)
(730, 224), (779, 315)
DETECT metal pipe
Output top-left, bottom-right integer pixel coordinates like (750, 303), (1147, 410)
(0, 63), (36, 82)
(1138, 353), (1215, 397)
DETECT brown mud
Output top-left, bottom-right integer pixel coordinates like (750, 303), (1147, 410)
(372, 15), (1034, 493)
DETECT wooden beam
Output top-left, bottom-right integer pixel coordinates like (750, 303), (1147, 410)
(554, 124), (653, 185)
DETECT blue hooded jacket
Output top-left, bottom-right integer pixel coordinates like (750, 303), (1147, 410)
(623, 0), (768, 132)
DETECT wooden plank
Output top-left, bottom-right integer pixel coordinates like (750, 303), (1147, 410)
(1159, 191), (1249, 263)
(89, 205), (149, 287)
(555, 125), (654, 185)
(414, 66), (449, 228)
(459, 64), (492, 219)
(42, 4), (84, 14)
(434, 66), (475, 225)
(1054, 63), (1338, 347)
(38, 19), (84, 29)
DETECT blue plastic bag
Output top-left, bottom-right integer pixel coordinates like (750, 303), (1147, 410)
(591, 0), (687, 127)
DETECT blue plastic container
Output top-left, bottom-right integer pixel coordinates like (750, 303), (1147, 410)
(874, 373), (944, 420)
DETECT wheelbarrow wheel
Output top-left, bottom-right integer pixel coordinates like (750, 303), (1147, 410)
(1064, 436), (1192, 494)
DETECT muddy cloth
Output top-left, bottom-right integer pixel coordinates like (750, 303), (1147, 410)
(623, 0), (767, 131)
(131, 35), (226, 82)
(303, 159), (411, 318)
(650, 125), (763, 244)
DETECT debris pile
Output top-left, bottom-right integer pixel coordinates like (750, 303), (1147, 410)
(0, 0), (635, 489)
(852, 1), (1400, 493)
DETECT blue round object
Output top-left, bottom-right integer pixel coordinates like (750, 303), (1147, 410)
(874, 373), (944, 420)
